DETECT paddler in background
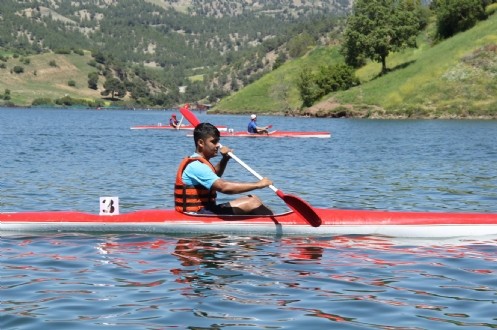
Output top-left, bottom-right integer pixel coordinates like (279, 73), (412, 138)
(175, 122), (273, 215)
(247, 114), (269, 134)
(169, 114), (180, 128)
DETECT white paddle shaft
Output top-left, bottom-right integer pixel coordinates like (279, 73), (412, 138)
(220, 144), (278, 193)
(176, 116), (184, 130)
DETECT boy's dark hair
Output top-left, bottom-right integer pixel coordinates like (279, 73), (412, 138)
(193, 123), (220, 147)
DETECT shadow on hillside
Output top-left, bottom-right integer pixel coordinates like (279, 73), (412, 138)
(372, 60), (416, 80)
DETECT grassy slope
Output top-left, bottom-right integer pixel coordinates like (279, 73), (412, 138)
(0, 52), (103, 106)
(335, 12), (497, 118)
(214, 13), (497, 118)
(212, 47), (344, 115)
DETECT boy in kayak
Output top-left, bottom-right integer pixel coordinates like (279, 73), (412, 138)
(175, 122), (273, 215)
(247, 114), (269, 134)
(169, 114), (179, 128)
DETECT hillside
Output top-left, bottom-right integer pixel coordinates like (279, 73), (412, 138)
(0, 0), (350, 108)
(211, 46), (344, 115)
(213, 12), (497, 119)
(0, 52), (106, 106)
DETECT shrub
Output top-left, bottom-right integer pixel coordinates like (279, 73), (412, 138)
(12, 66), (24, 74)
(73, 49), (85, 56)
(315, 63), (360, 97)
(32, 98), (54, 106)
(54, 48), (71, 54)
(486, 3), (497, 15)
(54, 96), (93, 107)
(87, 72), (99, 89)
(55, 95), (75, 106)
(298, 63), (360, 107)
(3, 89), (11, 100)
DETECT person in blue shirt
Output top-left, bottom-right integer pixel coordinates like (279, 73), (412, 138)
(247, 114), (269, 134)
(175, 122), (273, 215)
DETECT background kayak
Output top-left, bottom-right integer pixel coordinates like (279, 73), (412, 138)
(218, 130), (331, 138)
(131, 124), (228, 131)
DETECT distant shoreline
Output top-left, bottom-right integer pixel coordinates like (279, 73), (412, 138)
(2, 104), (496, 120)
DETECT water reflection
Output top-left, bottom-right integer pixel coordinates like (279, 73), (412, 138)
(3, 233), (497, 328)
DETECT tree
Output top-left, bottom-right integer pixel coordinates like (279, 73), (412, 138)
(341, 0), (422, 74)
(92, 50), (107, 65)
(270, 82), (291, 111)
(297, 67), (320, 108)
(128, 78), (150, 102)
(101, 77), (126, 100)
(434, 0), (486, 39)
(288, 32), (315, 58)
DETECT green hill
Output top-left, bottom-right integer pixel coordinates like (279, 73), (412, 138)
(213, 12), (497, 119)
(0, 0), (350, 108)
(210, 47), (344, 115)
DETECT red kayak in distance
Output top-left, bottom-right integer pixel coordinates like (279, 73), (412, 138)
(175, 103), (332, 138)
(2, 207), (497, 238)
(131, 124), (228, 131)
(185, 130), (331, 138)
(220, 130), (331, 138)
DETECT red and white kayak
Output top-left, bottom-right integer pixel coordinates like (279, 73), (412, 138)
(2, 208), (497, 238)
(177, 104), (331, 138)
(131, 124), (228, 131)
(186, 130), (331, 138)
(222, 130), (331, 138)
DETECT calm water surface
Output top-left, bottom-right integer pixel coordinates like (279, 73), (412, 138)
(1, 108), (497, 329)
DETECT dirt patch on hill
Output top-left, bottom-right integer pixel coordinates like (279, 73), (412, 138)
(302, 99), (386, 118)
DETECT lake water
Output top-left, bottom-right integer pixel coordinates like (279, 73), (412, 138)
(1, 107), (497, 329)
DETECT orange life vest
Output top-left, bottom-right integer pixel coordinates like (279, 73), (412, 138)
(174, 157), (217, 212)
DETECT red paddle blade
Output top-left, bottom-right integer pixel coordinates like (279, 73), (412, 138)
(276, 191), (322, 227)
(180, 104), (200, 126)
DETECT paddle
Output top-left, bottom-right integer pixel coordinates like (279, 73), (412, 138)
(176, 115), (184, 130)
(180, 103), (200, 127)
(179, 104), (322, 227)
(222, 149), (322, 227)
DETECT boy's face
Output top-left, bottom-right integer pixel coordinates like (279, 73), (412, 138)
(199, 135), (220, 159)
